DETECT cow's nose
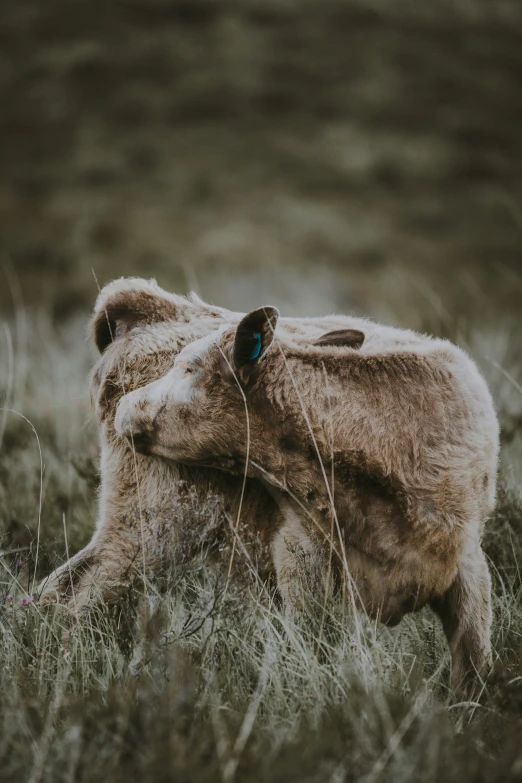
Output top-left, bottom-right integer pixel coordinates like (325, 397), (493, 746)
(119, 411), (157, 454)
(126, 427), (156, 455)
(115, 399), (157, 455)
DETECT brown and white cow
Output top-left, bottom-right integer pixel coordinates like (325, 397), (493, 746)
(115, 305), (500, 691)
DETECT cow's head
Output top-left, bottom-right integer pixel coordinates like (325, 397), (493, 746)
(89, 278), (241, 426)
(114, 305), (365, 477)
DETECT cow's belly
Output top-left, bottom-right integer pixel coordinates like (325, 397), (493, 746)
(343, 545), (458, 625)
(334, 484), (463, 622)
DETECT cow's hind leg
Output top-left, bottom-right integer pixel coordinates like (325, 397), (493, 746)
(431, 545), (492, 697)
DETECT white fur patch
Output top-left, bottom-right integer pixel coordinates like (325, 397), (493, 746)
(160, 325), (229, 403)
(175, 325), (228, 365)
(161, 362), (197, 404)
(115, 325), (230, 434)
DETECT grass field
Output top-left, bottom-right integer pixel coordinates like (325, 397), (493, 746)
(1, 266), (522, 783)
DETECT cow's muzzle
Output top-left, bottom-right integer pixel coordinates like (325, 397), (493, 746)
(115, 393), (161, 456)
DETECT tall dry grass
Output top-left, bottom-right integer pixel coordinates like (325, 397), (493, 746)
(1, 271), (522, 782)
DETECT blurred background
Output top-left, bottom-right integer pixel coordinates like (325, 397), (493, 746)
(1, 0), (521, 325)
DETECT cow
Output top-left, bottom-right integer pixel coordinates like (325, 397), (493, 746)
(114, 305), (500, 692)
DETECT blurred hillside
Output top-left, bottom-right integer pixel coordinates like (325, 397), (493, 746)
(0, 0), (521, 320)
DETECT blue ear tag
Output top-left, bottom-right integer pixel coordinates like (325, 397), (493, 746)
(250, 332), (262, 360)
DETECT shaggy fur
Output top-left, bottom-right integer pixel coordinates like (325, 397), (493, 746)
(38, 279), (365, 614)
(38, 280), (274, 612)
(116, 305), (500, 691)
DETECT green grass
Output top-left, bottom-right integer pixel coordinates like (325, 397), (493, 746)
(1, 276), (522, 782)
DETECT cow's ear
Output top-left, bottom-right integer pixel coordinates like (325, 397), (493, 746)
(92, 303), (138, 353)
(90, 279), (184, 354)
(314, 329), (365, 350)
(233, 306), (279, 368)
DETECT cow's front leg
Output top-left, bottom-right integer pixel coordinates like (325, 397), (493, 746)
(37, 516), (146, 614)
(38, 543), (98, 609)
(270, 501), (329, 616)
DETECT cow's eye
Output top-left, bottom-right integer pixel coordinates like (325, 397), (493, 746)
(175, 358), (193, 377)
